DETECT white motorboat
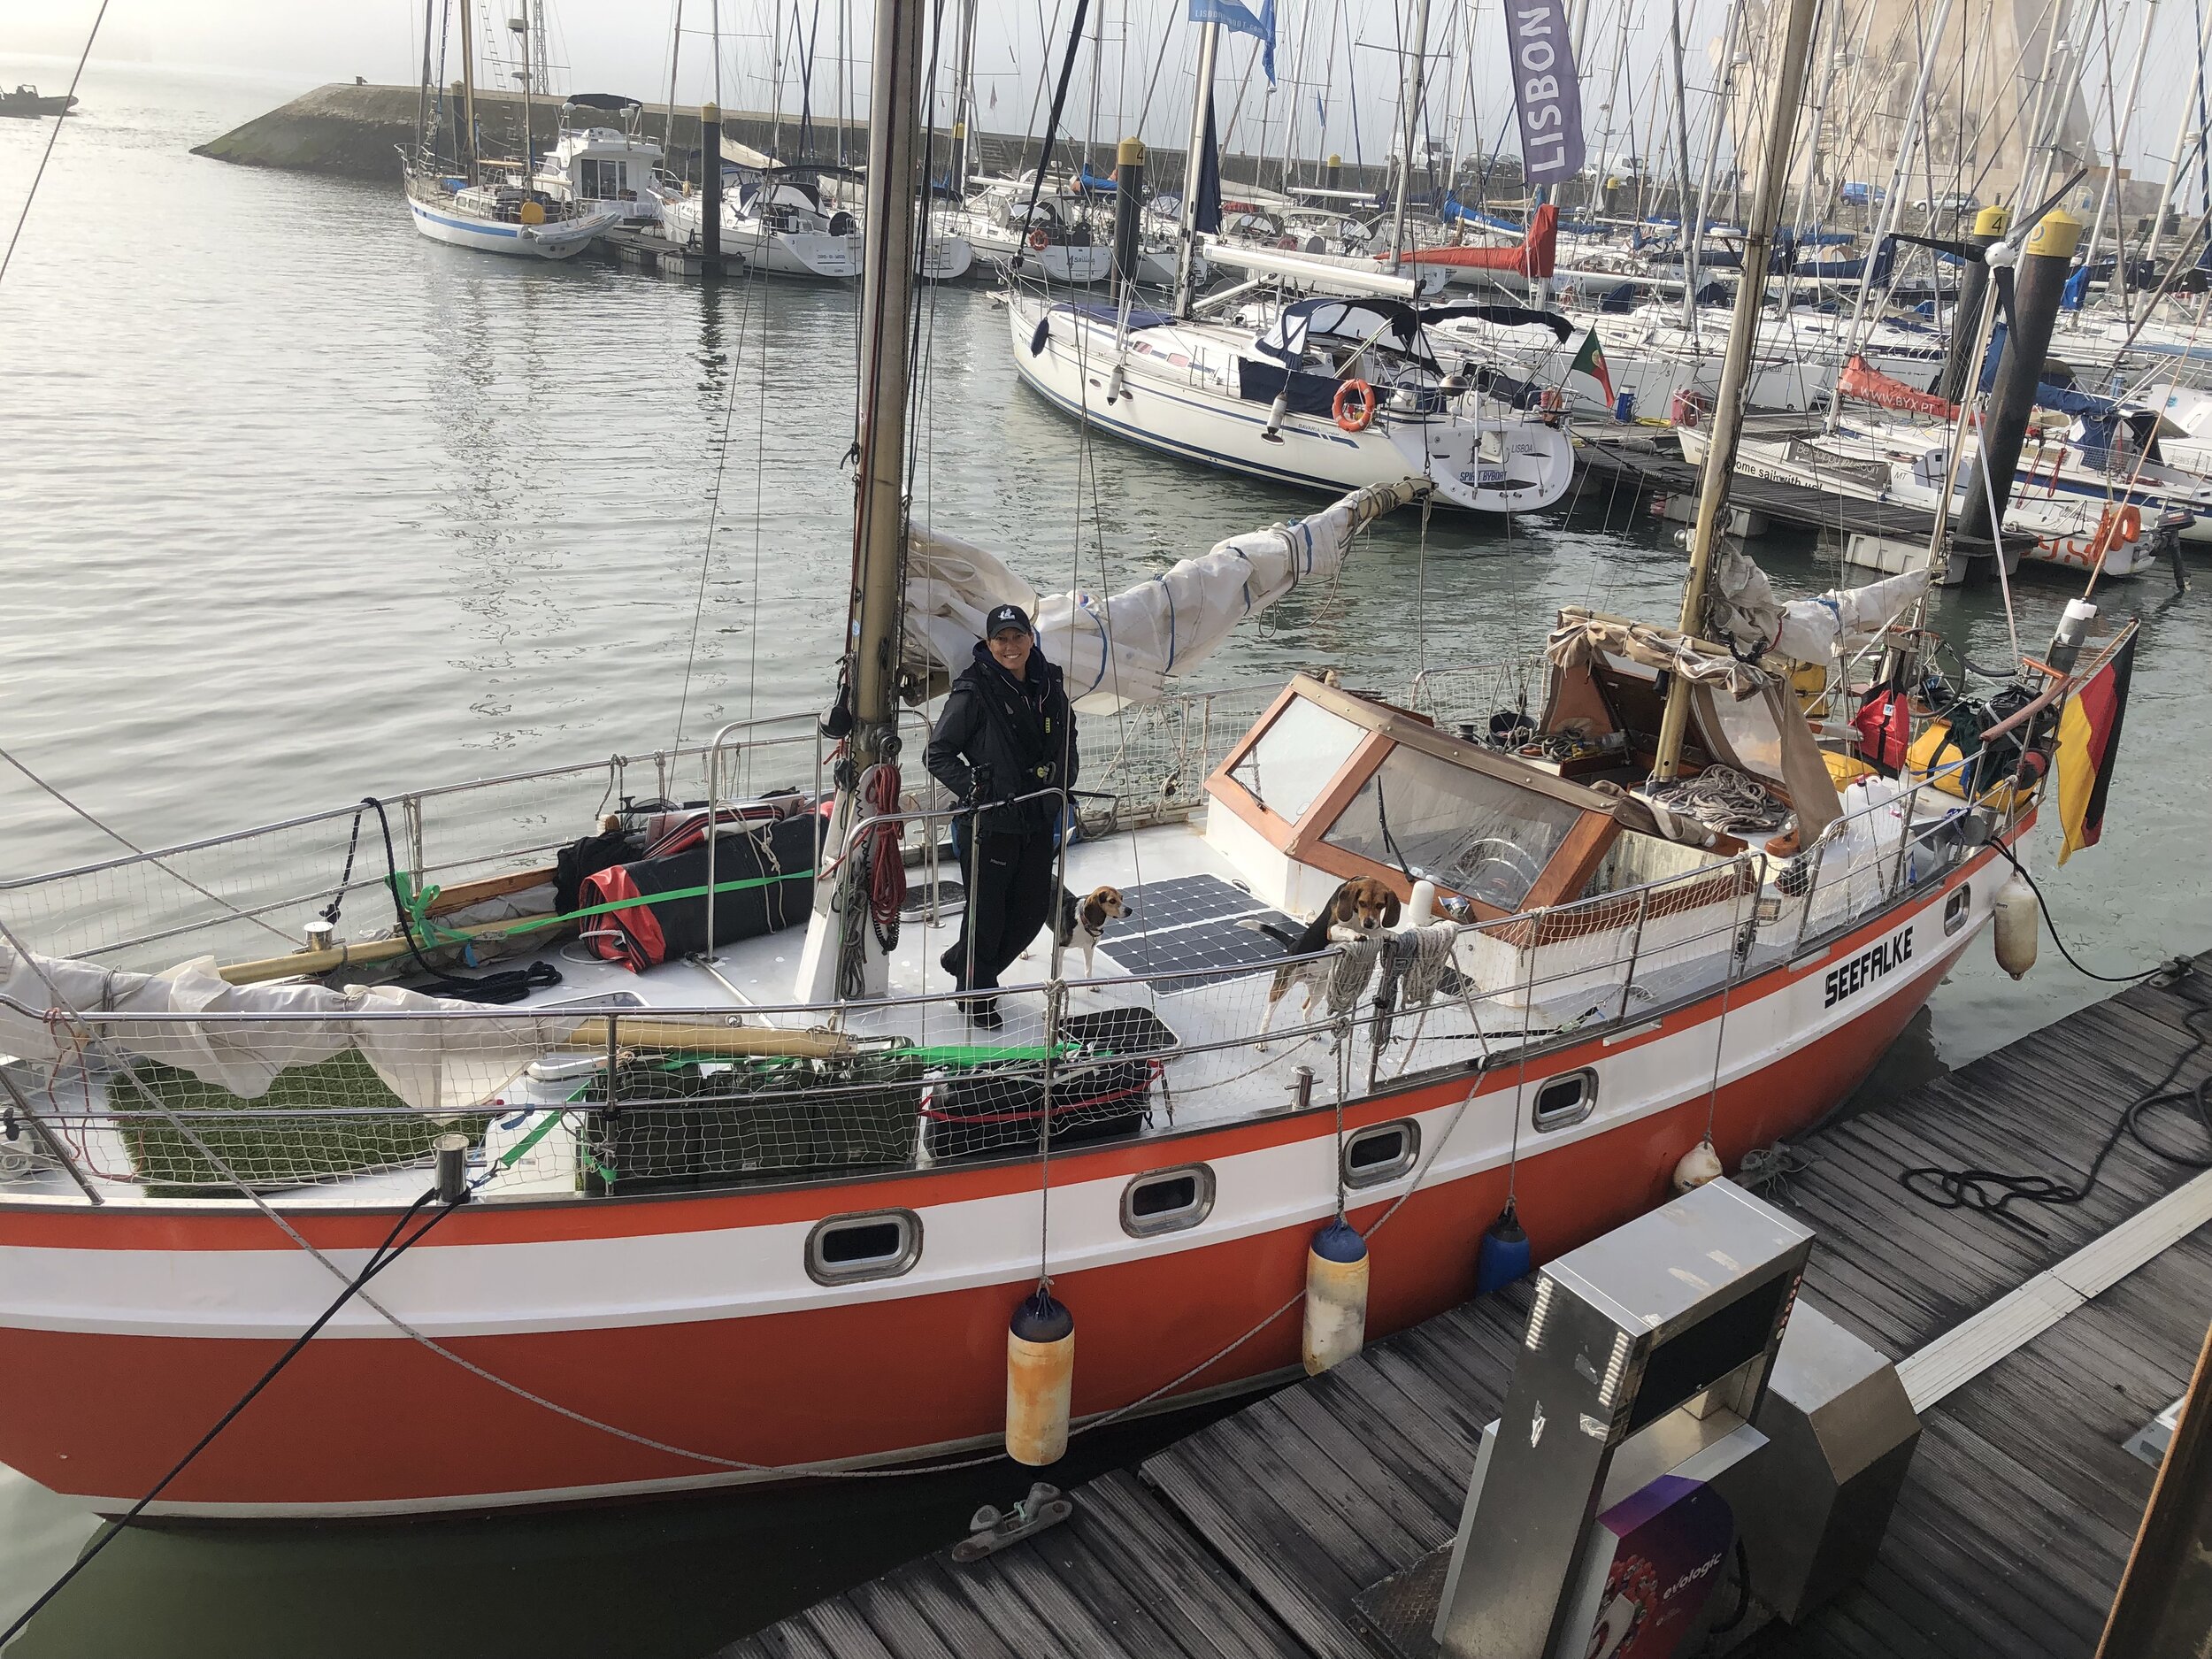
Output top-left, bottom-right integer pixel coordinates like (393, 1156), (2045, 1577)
(533, 101), (669, 227)
(662, 173), (862, 280)
(1009, 287), (1575, 515)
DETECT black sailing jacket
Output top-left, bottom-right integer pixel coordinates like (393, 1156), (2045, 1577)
(924, 641), (1079, 836)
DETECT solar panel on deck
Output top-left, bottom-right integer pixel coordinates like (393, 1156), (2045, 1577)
(1096, 874), (1297, 989)
(1102, 873), (1265, 937)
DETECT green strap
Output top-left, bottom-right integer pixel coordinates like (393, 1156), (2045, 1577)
(494, 1107), (573, 1169)
(391, 868), (817, 949)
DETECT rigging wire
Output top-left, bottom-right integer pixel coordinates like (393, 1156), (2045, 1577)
(672, 225), (768, 750)
(0, 1183), (465, 1649)
(0, 0), (106, 288)
(0, 744), (295, 944)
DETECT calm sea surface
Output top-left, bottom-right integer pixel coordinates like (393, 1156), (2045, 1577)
(0, 61), (2207, 1659)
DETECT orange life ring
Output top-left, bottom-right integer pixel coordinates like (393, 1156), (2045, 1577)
(1028, 227), (1051, 251)
(1333, 379), (1378, 432)
(2118, 503), (2142, 541)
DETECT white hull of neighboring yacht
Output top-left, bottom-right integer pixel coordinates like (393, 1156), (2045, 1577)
(405, 190), (616, 260)
(1433, 305), (1953, 418)
(660, 196), (861, 279)
(921, 231), (974, 280)
(957, 220), (1115, 284)
(1676, 422), (2168, 574)
(1008, 295), (1574, 515)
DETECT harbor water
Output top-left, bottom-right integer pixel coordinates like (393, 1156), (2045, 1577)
(1, 62), (2208, 1658)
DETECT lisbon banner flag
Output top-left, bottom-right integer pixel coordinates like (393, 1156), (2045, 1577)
(2054, 626), (2137, 864)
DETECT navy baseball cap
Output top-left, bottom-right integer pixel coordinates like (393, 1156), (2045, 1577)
(986, 603), (1034, 639)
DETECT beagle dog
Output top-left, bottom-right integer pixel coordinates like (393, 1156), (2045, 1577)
(1256, 876), (1401, 1045)
(1053, 884), (1133, 978)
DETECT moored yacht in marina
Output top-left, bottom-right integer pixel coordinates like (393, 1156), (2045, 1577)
(1008, 282), (1577, 514)
(0, 0), (2139, 1529)
(660, 172), (863, 279)
(403, 161), (625, 260)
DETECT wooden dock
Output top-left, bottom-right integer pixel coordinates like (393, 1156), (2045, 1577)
(597, 227), (747, 280)
(723, 951), (2212, 1659)
(1571, 423), (1960, 546)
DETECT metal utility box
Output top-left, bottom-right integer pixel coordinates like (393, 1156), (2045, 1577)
(1718, 1302), (1921, 1623)
(1431, 1179), (1814, 1659)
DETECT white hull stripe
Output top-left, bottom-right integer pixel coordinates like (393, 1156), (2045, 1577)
(0, 883), (1985, 1341)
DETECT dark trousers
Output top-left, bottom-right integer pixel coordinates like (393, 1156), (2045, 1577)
(947, 827), (1056, 999)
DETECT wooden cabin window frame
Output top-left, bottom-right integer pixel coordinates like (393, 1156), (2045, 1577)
(1206, 676), (1624, 921)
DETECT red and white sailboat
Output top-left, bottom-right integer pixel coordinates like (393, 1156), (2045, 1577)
(0, 0), (2128, 1525)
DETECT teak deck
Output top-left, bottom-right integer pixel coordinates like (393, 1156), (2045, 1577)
(724, 949), (2212, 1659)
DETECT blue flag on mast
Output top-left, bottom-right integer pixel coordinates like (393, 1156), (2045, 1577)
(1189, 0), (1276, 86)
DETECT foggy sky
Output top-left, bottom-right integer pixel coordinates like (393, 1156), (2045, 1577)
(6, 0), (2210, 190)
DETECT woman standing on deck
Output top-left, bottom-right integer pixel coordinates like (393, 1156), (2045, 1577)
(925, 604), (1079, 1028)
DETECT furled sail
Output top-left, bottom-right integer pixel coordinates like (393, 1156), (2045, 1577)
(1709, 542), (1930, 664)
(903, 478), (1420, 711)
(1838, 354), (1957, 420)
(1395, 202), (1558, 279)
(0, 942), (570, 1114)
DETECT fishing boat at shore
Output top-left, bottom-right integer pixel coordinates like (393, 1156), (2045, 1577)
(0, 0), (2140, 1527)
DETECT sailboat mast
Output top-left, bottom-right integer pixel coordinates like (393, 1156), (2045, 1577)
(458, 0), (480, 186)
(950, 0), (978, 188)
(518, 1), (537, 188)
(1175, 19), (1224, 314)
(1827, 0), (1955, 420)
(2081, 0), (2157, 292)
(665, 0), (686, 167)
(1667, 0), (1693, 254)
(1386, 0), (1434, 271)
(1650, 0), (1821, 781)
(852, 0), (923, 745)
(418, 0), (437, 165)
(2140, 1), (2212, 290)
(1681, 0), (1743, 331)
(795, 0), (925, 1004)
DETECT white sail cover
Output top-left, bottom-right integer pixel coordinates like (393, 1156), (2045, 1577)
(903, 479), (1422, 710)
(1710, 542), (1930, 664)
(0, 942), (570, 1115)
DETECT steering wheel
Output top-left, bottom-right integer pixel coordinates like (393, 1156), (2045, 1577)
(1445, 837), (1545, 906)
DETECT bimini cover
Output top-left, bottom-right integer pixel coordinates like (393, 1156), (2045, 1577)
(1254, 297), (1432, 369)
(905, 479), (1421, 710)
(0, 942), (574, 1115)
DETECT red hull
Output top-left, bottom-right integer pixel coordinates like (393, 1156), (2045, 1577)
(0, 854), (1979, 1516)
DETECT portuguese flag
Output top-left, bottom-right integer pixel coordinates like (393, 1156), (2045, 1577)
(1570, 326), (1615, 403)
(2054, 626), (2137, 864)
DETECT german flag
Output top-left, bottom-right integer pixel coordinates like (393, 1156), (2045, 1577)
(2054, 626), (2138, 864)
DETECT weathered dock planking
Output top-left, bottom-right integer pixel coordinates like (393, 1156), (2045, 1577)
(723, 950), (2212, 1659)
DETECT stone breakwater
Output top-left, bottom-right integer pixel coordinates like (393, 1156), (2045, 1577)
(190, 82), (1395, 196)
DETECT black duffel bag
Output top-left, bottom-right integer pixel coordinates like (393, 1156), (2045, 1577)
(580, 812), (819, 971)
